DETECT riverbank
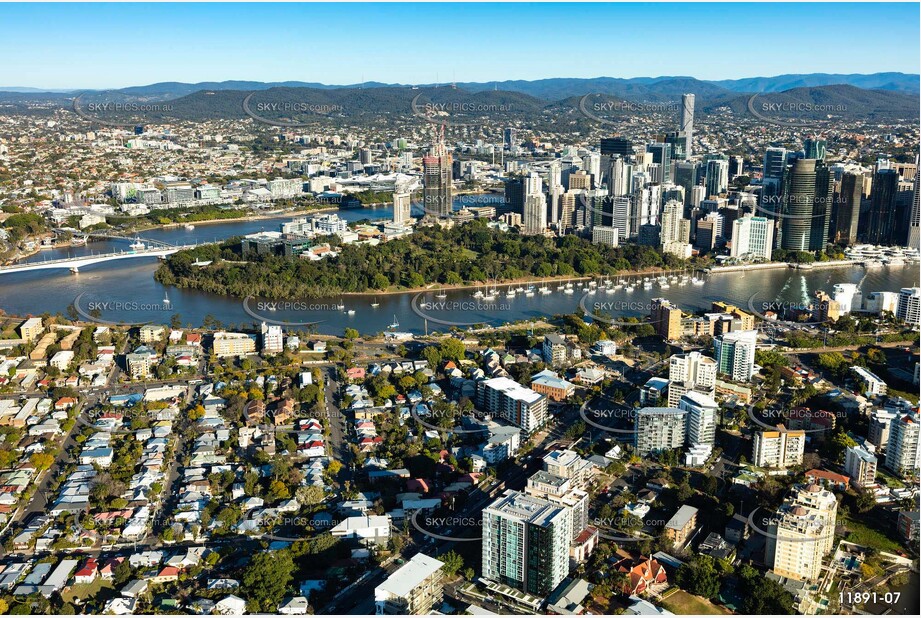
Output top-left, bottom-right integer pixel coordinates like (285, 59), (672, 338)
(338, 267), (709, 297)
(707, 258), (911, 275)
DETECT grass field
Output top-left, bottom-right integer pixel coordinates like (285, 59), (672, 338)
(661, 590), (732, 615)
(62, 579), (113, 604)
(842, 517), (905, 554)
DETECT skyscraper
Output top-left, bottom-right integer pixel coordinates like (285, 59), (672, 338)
(804, 137), (827, 161)
(832, 172), (862, 245)
(909, 169), (920, 249)
(482, 490), (572, 596)
(781, 158), (832, 251)
(600, 136), (635, 158)
(647, 142), (673, 184)
(866, 168), (900, 245)
(680, 93), (695, 158)
(422, 127), (452, 217)
(705, 159), (729, 198)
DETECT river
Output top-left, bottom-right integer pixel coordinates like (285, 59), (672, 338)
(1, 200), (918, 335)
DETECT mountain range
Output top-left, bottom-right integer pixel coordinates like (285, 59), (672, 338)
(0, 73), (916, 123)
(1, 72), (917, 99)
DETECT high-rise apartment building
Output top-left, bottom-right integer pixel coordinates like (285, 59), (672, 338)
(753, 427), (806, 469)
(680, 94), (695, 159)
(844, 444), (878, 488)
(781, 158), (832, 251)
(482, 490), (572, 597)
(651, 298), (684, 341)
(896, 287), (920, 325)
(885, 410), (920, 477)
(678, 391), (719, 447)
(633, 407), (688, 456)
(667, 351), (717, 407)
(730, 215), (774, 260)
(766, 484), (838, 582)
(714, 329), (758, 381)
(476, 377), (548, 435)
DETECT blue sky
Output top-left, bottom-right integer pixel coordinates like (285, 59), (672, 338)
(1, 2), (918, 89)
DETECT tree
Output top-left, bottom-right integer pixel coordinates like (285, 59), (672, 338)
(439, 338), (465, 363)
(676, 555), (721, 599)
(439, 550), (464, 577)
(243, 550), (295, 612)
(344, 328), (359, 340)
(29, 453), (54, 471)
(295, 485), (325, 507)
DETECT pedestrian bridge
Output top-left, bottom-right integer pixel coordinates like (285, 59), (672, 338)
(0, 244), (199, 275)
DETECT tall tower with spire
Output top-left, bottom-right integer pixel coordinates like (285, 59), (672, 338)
(422, 124), (453, 217)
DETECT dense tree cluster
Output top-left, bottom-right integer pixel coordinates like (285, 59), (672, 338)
(156, 219), (690, 299)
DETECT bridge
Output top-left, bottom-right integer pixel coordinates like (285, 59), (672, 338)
(52, 229), (177, 249)
(0, 244), (200, 275)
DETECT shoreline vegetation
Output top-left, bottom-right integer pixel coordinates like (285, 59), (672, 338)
(155, 218), (706, 300)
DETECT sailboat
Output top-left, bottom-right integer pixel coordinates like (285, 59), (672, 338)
(162, 290), (171, 306)
(388, 315), (400, 329)
(525, 284), (535, 297)
(435, 286), (447, 299)
(336, 299), (345, 311)
(371, 297), (380, 308)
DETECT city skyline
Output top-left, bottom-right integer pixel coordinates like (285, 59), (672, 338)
(0, 2), (918, 89)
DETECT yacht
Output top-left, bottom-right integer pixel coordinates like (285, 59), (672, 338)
(184, 224), (195, 231)
(435, 289), (447, 299)
(473, 289), (484, 299)
(691, 276), (705, 286)
(129, 238), (146, 250)
(625, 284), (635, 292)
(336, 300), (345, 311)
(505, 288), (516, 299)
(643, 280), (653, 289)
(525, 285), (535, 297)
(388, 315), (400, 329)
(539, 284), (551, 295)
(162, 291), (171, 305)
(371, 298), (380, 308)
(346, 309), (356, 316)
